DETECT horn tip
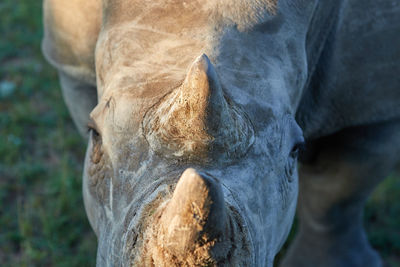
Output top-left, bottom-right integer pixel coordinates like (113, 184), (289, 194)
(196, 53), (210, 64)
(171, 168), (213, 209)
(186, 54), (219, 95)
(177, 168), (205, 189)
(191, 53), (214, 75)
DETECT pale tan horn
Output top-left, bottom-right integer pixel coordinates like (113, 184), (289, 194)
(137, 168), (250, 266)
(154, 168), (226, 265)
(143, 54), (254, 161)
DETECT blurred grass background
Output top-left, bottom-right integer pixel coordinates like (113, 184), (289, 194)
(0, 1), (398, 266)
(0, 1), (96, 266)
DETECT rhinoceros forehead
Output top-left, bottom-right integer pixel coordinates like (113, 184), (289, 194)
(103, 0), (278, 31)
(95, 1), (283, 97)
(95, 27), (203, 99)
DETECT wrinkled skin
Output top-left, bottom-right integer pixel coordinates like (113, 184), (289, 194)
(42, 0), (400, 266)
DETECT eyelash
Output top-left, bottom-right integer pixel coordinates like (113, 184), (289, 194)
(87, 124), (100, 137)
(291, 142), (305, 156)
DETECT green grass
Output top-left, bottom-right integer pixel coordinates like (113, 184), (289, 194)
(366, 175), (400, 267)
(0, 1), (96, 266)
(0, 1), (399, 266)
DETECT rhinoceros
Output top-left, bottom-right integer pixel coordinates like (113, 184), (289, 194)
(42, 0), (400, 266)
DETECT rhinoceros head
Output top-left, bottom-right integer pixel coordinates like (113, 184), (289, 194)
(82, 0), (312, 265)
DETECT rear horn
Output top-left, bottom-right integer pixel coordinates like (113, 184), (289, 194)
(143, 54), (254, 161)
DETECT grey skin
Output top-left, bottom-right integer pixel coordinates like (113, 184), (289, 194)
(42, 0), (400, 266)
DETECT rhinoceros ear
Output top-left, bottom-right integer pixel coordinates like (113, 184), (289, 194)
(143, 54), (254, 161)
(155, 168), (226, 264)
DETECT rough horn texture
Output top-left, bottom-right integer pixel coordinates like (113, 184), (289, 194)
(143, 54), (254, 162)
(134, 168), (249, 266)
(157, 168), (226, 248)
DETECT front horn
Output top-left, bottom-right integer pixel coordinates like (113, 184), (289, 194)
(151, 168), (227, 266)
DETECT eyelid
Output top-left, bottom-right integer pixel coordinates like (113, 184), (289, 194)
(296, 136), (306, 148)
(87, 118), (101, 134)
(296, 141), (306, 154)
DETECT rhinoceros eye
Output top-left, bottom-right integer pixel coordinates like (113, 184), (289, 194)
(285, 142), (304, 181)
(87, 121), (103, 164)
(88, 127), (100, 140)
(87, 119), (100, 138)
(290, 143), (302, 159)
